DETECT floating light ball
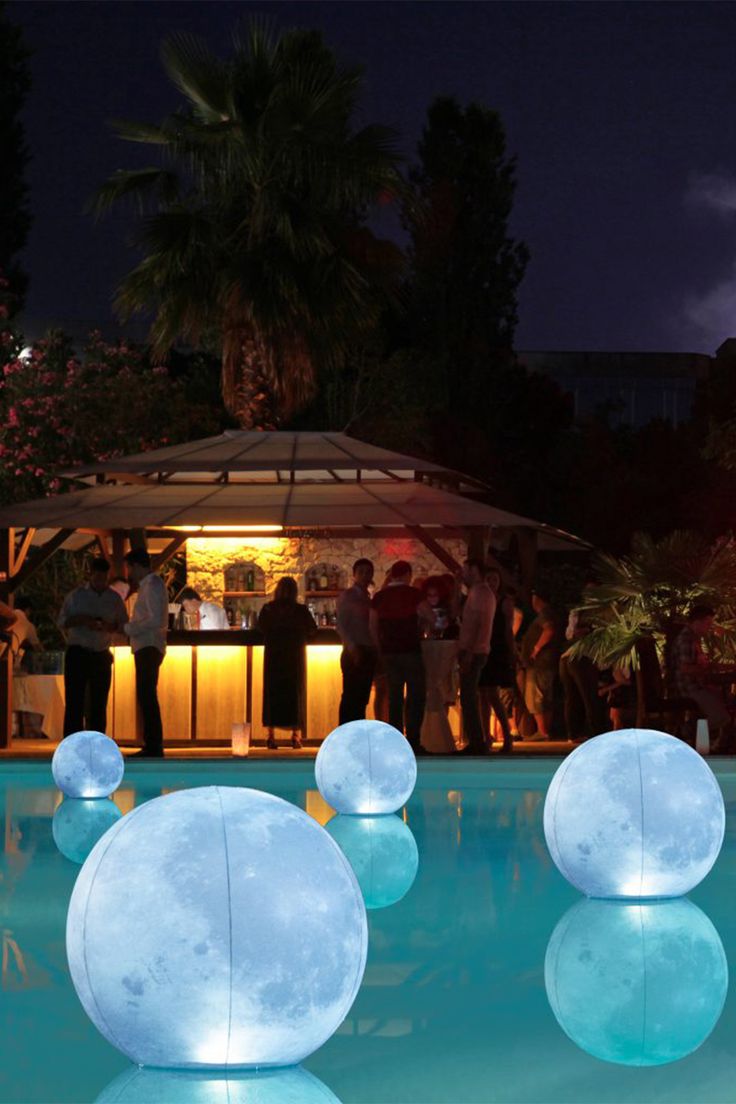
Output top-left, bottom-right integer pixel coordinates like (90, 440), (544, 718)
(52, 798), (121, 864)
(96, 1065), (342, 1103)
(52, 730), (124, 799)
(67, 787), (367, 1069)
(545, 898), (728, 1066)
(315, 720), (417, 814)
(543, 728), (725, 898)
(326, 814), (419, 909)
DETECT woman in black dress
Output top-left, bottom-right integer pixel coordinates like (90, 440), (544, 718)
(257, 577), (318, 749)
(478, 568), (515, 753)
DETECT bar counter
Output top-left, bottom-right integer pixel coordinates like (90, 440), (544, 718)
(109, 628), (343, 745)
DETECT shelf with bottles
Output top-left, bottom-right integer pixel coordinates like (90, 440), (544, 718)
(223, 561), (266, 596)
(303, 562), (345, 596)
(224, 593), (267, 630)
(307, 595), (339, 629)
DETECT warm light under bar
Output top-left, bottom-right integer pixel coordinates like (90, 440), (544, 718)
(170, 525), (284, 533)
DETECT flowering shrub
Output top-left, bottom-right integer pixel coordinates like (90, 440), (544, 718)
(0, 281), (225, 505)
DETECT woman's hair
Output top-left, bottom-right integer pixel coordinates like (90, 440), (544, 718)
(274, 576), (298, 603)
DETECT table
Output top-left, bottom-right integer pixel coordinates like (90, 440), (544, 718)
(421, 639), (460, 753)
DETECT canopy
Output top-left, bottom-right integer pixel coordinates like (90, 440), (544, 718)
(0, 480), (589, 552)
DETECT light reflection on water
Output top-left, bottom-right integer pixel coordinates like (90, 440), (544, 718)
(0, 764), (734, 1103)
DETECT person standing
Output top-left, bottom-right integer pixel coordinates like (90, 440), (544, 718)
(520, 589), (562, 741)
(123, 549), (169, 758)
(457, 559), (496, 755)
(58, 557), (128, 736)
(478, 568), (514, 753)
(336, 558), (377, 724)
(257, 577), (318, 749)
(369, 561), (432, 754)
(178, 587), (230, 630)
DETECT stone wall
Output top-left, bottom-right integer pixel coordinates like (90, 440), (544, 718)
(186, 534), (467, 603)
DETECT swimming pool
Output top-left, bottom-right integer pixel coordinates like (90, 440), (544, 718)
(0, 759), (733, 1103)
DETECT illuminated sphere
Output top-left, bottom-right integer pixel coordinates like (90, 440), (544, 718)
(315, 720), (417, 814)
(67, 786), (367, 1068)
(52, 798), (121, 864)
(545, 898), (728, 1066)
(52, 730), (124, 799)
(543, 728), (725, 897)
(326, 814), (419, 909)
(95, 1065), (342, 1103)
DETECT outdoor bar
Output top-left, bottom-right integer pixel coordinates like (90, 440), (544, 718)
(0, 431), (588, 749)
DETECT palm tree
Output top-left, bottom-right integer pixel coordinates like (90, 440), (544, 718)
(569, 531), (736, 670)
(94, 21), (405, 427)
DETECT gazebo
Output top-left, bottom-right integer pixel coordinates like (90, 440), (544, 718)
(0, 431), (589, 748)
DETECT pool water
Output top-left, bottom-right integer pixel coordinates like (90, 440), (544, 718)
(0, 759), (734, 1104)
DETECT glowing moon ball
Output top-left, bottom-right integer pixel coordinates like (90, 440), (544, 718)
(96, 1065), (342, 1103)
(67, 786), (367, 1069)
(315, 720), (417, 814)
(543, 728), (725, 897)
(52, 798), (121, 864)
(326, 814), (419, 909)
(545, 898), (728, 1066)
(52, 730), (124, 799)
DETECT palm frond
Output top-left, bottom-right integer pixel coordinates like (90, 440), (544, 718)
(90, 169), (180, 217)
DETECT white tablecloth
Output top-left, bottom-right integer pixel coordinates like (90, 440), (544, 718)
(13, 674), (65, 739)
(421, 639), (459, 753)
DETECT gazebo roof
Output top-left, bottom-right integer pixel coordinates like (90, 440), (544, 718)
(0, 480), (589, 551)
(61, 430), (472, 486)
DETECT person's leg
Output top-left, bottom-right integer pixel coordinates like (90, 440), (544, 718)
(63, 646), (88, 736)
(134, 647), (164, 754)
(339, 647), (376, 725)
(87, 649), (113, 734)
(559, 655), (582, 740)
(404, 651), (426, 751)
(460, 655), (486, 753)
(569, 656), (605, 738)
(383, 655), (406, 734)
(487, 685), (513, 750)
(479, 687), (492, 745)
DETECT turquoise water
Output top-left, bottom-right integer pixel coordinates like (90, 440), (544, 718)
(0, 759), (734, 1104)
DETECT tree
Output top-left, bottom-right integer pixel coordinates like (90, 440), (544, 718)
(0, 3), (31, 312)
(95, 21), (404, 428)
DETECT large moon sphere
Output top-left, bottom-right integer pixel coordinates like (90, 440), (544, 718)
(326, 814), (419, 909)
(545, 898), (728, 1066)
(543, 728), (725, 897)
(315, 720), (417, 814)
(52, 797), (121, 864)
(52, 730), (124, 799)
(67, 786), (368, 1068)
(95, 1065), (342, 1103)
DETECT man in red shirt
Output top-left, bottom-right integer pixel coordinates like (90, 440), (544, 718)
(370, 561), (433, 754)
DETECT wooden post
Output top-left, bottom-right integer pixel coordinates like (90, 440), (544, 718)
(111, 531), (126, 576)
(466, 526), (490, 563)
(0, 529), (13, 749)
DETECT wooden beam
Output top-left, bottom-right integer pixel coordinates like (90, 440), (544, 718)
(0, 529), (12, 748)
(92, 529), (112, 560)
(151, 533), (188, 571)
(466, 526), (490, 563)
(405, 525), (462, 573)
(11, 528), (74, 592)
(9, 527), (36, 578)
(111, 531), (126, 576)
(129, 528), (148, 552)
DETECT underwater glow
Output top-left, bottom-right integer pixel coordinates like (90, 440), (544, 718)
(315, 720), (417, 814)
(51, 730), (124, 799)
(326, 814), (419, 909)
(67, 786), (367, 1068)
(543, 728), (725, 897)
(545, 897), (728, 1066)
(95, 1065), (342, 1103)
(52, 797), (121, 864)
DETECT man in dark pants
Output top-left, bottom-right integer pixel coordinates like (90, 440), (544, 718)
(123, 549), (169, 757)
(369, 561), (433, 754)
(336, 558), (377, 724)
(58, 557), (128, 736)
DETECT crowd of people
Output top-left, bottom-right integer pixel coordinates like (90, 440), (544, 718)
(4, 549), (733, 754)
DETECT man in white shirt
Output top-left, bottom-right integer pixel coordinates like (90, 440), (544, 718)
(58, 557), (129, 736)
(124, 549), (168, 757)
(457, 558), (496, 755)
(179, 587), (230, 630)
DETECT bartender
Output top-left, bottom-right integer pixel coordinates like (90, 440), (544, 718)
(179, 587), (230, 630)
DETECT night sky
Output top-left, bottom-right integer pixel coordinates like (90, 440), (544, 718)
(9, 1), (736, 354)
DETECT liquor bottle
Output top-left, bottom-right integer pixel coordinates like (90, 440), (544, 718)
(246, 567), (255, 591)
(320, 568), (328, 590)
(225, 602), (234, 626)
(320, 605), (328, 627)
